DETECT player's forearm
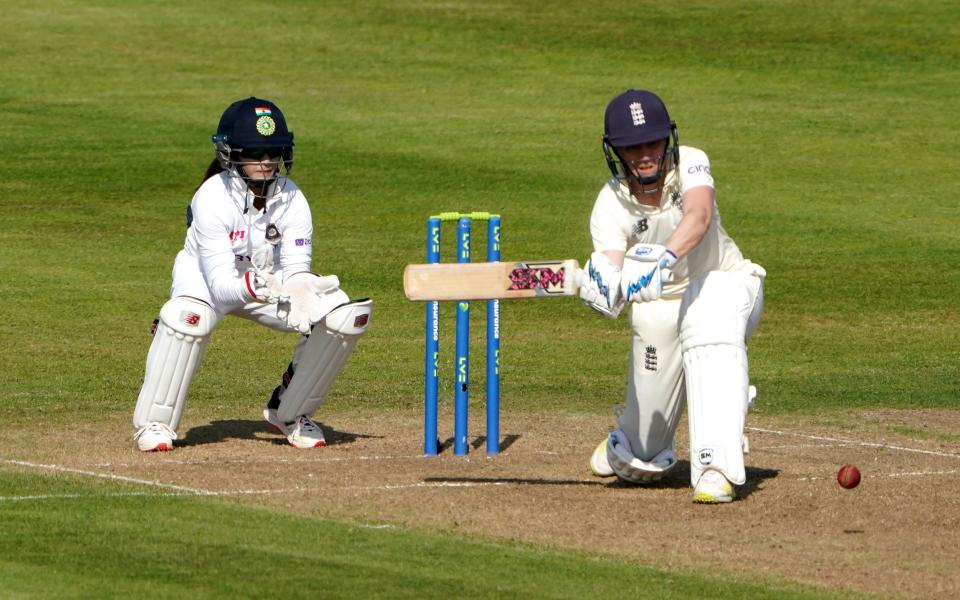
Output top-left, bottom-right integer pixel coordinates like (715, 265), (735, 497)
(664, 186), (713, 258)
(602, 249), (626, 269)
(209, 271), (253, 305)
(280, 256), (312, 282)
(200, 253), (255, 304)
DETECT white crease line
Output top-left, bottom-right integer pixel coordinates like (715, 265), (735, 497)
(1, 492), (193, 502)
(88, 454), (425, 468)
(885, 469), (959, 478)
(2, 457), (511, 499)
(3, 459), (215, 495)
(0, 488), (311, 503)
(746, 427), (960, 459)
(0, 459), (305, 498)
(760, 443), (854, 451)
(797, 469), (959, 482)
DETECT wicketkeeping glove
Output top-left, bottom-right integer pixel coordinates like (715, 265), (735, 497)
(620, 243), (678, 303)
(278, 272), (342, 335)
(251, 244), (276, 274)
(244, 269), (286, 304)
(576, 251), (625, 319)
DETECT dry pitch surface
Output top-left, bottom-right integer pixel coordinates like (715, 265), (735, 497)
(3, 409), (959, 599)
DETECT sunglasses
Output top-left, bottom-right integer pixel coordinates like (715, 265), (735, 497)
(238, 147), (284, 160)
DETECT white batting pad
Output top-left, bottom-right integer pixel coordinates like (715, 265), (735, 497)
(133, 297), (218, 430)
(276, 299), (373, 422)
(678, 269), (763, 486)
(683, 343), (749, 485)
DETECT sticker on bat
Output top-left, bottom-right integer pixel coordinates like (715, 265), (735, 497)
(507, 262), (567, 295)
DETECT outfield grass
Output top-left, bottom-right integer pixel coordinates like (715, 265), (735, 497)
(1, 0), (956, 596)
(0, 471), (853, 600)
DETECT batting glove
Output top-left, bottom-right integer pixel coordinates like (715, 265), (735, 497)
(576, 251), (625, 319)
(620, 243), (678, 303)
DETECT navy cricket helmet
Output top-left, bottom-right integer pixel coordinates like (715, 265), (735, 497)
(601, 89), (679, 193)
(212, 97), (295, 175)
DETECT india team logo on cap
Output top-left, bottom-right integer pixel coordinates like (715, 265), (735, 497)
(255, 107), (276, 136)
(629, 102), (646, 126)
(256, 115), (277, 136)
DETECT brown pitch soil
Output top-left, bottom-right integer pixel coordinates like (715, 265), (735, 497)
(4, 408), (959, 599)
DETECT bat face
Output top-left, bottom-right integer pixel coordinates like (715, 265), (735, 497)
(403, 259), (580, 301)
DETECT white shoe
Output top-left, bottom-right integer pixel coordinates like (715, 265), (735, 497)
(134, 422), (177, 452)
(263, 409), (326, 449)
(693, 469), (735, 504)
(589, 437), (615, 477)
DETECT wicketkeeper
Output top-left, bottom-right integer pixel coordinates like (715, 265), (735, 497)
(133, 97), (372, 452)
(577, 90), (765, 503)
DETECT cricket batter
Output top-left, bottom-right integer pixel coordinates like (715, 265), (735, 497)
(132, 97), (372, 452)
(577, 89), (765, 503)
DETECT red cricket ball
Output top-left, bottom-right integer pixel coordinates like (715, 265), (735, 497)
(837, 464), (861, 489)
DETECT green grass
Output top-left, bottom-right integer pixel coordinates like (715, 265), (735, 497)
(1, 0), (957, 596)
(0, 472), (849, 599)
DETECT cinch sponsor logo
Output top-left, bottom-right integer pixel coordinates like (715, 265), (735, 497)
(229, 230), (246, 241)
(687, 164), (710, 175)
(295, 238), (311, 246)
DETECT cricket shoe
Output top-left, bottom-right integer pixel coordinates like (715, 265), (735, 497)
(693, 469), (736, 504)
(134, 422), (177, 452)
(589, 437), (615, 477)
(263, 409), (326, 449)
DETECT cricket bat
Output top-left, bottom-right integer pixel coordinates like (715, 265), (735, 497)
(403, 259), (580, 301)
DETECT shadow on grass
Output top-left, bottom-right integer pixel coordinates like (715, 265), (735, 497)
(431, 433), (521, 455)
(608, 461), (780, 498)
(424, 476), (607, 487)
(179, 419), (375, 448)
(424, 462), (780, 497)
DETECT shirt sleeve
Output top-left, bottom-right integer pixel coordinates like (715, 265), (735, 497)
(191, 193), (252, 305)
(679, 147), (714, 194)
(277, 190), (313, 281)
(589, 182), (631, 253)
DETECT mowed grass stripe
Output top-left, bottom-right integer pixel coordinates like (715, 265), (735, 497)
(0, 471), (851, 600)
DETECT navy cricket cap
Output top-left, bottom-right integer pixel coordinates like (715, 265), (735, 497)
(213, 97), (294, 148)
(603, 90), (673, 147)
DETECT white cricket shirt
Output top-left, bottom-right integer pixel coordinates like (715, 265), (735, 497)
(175, 172), (313, 307)
(589, 145), (756, 296)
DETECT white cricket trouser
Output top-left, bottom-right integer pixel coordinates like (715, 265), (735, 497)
(620, 264), (764, 485)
